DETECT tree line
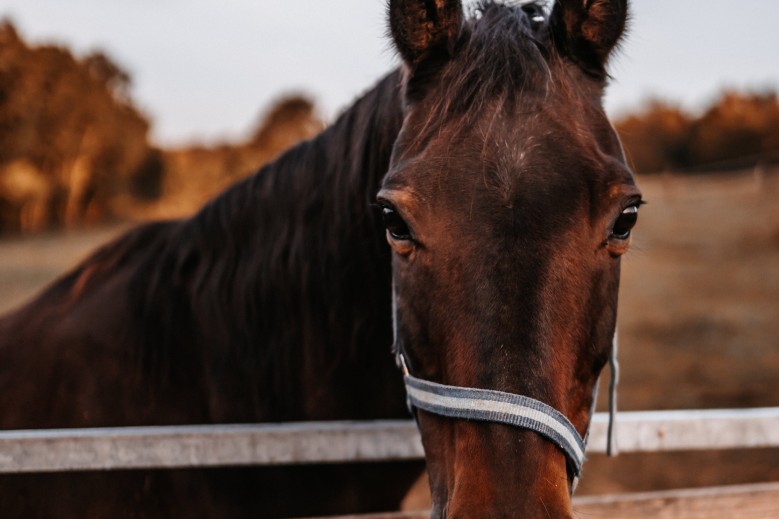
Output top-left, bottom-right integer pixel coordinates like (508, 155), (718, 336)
(615, 91), (779, 174)
(0, 21), (322, 233)
(0, 21), (154, 232)
(1, 19), (777, 233)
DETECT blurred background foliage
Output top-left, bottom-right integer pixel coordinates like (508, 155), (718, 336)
(616, 92), (779, 174)
(1, 19), (778, 234)
(0, 21), (323, 233)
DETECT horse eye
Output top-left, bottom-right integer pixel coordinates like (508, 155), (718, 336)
(611, 205), (639, 240)
(382, 207), (412, 241)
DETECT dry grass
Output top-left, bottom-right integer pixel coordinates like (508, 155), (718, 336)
(1, 169), (778, 498)
(0, 225), (129, 314)
(618, 168), (779, 411)
(579, 167), (779, 495)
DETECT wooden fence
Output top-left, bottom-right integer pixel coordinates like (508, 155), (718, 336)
(318, 483), (779, 519)
(2, 407), (779, 516)
(3, 408), (779, 473)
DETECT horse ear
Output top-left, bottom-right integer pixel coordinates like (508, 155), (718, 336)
(389, 0), (464, 68)
(550, 0), (628, 77)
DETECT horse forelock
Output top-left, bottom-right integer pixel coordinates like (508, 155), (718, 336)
(405, 1), (553, 148)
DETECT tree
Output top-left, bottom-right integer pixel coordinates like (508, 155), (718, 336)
(0, 20), (154, 231)
(615, 100), (693, 173)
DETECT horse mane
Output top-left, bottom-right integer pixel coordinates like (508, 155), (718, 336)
(23, 71), (406, 422)
(144, 71), (405, 419)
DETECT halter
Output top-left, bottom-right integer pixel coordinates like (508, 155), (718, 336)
(391, 283), (618, 480)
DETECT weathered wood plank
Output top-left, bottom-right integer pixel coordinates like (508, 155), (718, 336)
(573, 482), (779, 518)
(587, 407), (779, 454)
(0, 421), (424, 473)
(311, 483), (779, 519)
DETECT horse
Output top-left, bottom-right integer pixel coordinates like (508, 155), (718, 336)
(382, 0), (637, 516)
(0, 0), (639, 517)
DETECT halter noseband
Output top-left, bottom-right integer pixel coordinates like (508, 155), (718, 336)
(398, 353), (585, 477)
(397, 352), (587, 475)
(390, 280), (618, 481)
(395, 347), (618, 479)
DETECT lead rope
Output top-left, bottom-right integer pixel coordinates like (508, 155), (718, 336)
(607, 331), (619, 456)
(573, 331), (619, 492)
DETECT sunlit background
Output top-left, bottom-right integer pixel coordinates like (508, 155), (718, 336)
(1, 0), (778, 507)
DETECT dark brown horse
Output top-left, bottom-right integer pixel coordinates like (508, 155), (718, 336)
(379, 0), (641, 518)
(0, 0), (638, 517)
(381, 0), (638, 517)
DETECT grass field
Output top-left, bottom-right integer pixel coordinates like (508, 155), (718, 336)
(576, 167), (779, 496)
(0, 225), (131, 315)
(1, 169), (778, 499)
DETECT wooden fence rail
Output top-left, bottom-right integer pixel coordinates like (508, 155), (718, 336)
(313, 482), (779, 519)
(2, 407), (779, 473)
(0, 420), (422, 473)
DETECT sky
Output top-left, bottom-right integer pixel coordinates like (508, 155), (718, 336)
(3, 0), (779, 146)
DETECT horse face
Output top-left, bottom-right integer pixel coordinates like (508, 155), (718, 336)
(380, 0), (638, 516)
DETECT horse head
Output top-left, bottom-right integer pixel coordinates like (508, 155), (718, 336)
(379, 0), (639, 516)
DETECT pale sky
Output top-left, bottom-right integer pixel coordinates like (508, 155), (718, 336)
(4, 0), (779, 146)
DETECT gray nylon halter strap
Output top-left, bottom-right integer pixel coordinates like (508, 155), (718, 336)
(401, 366), (586, 476)
(396, 342), (619, 478)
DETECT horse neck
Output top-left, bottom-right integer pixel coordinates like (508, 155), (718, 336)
(180, 71), (407, 420)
